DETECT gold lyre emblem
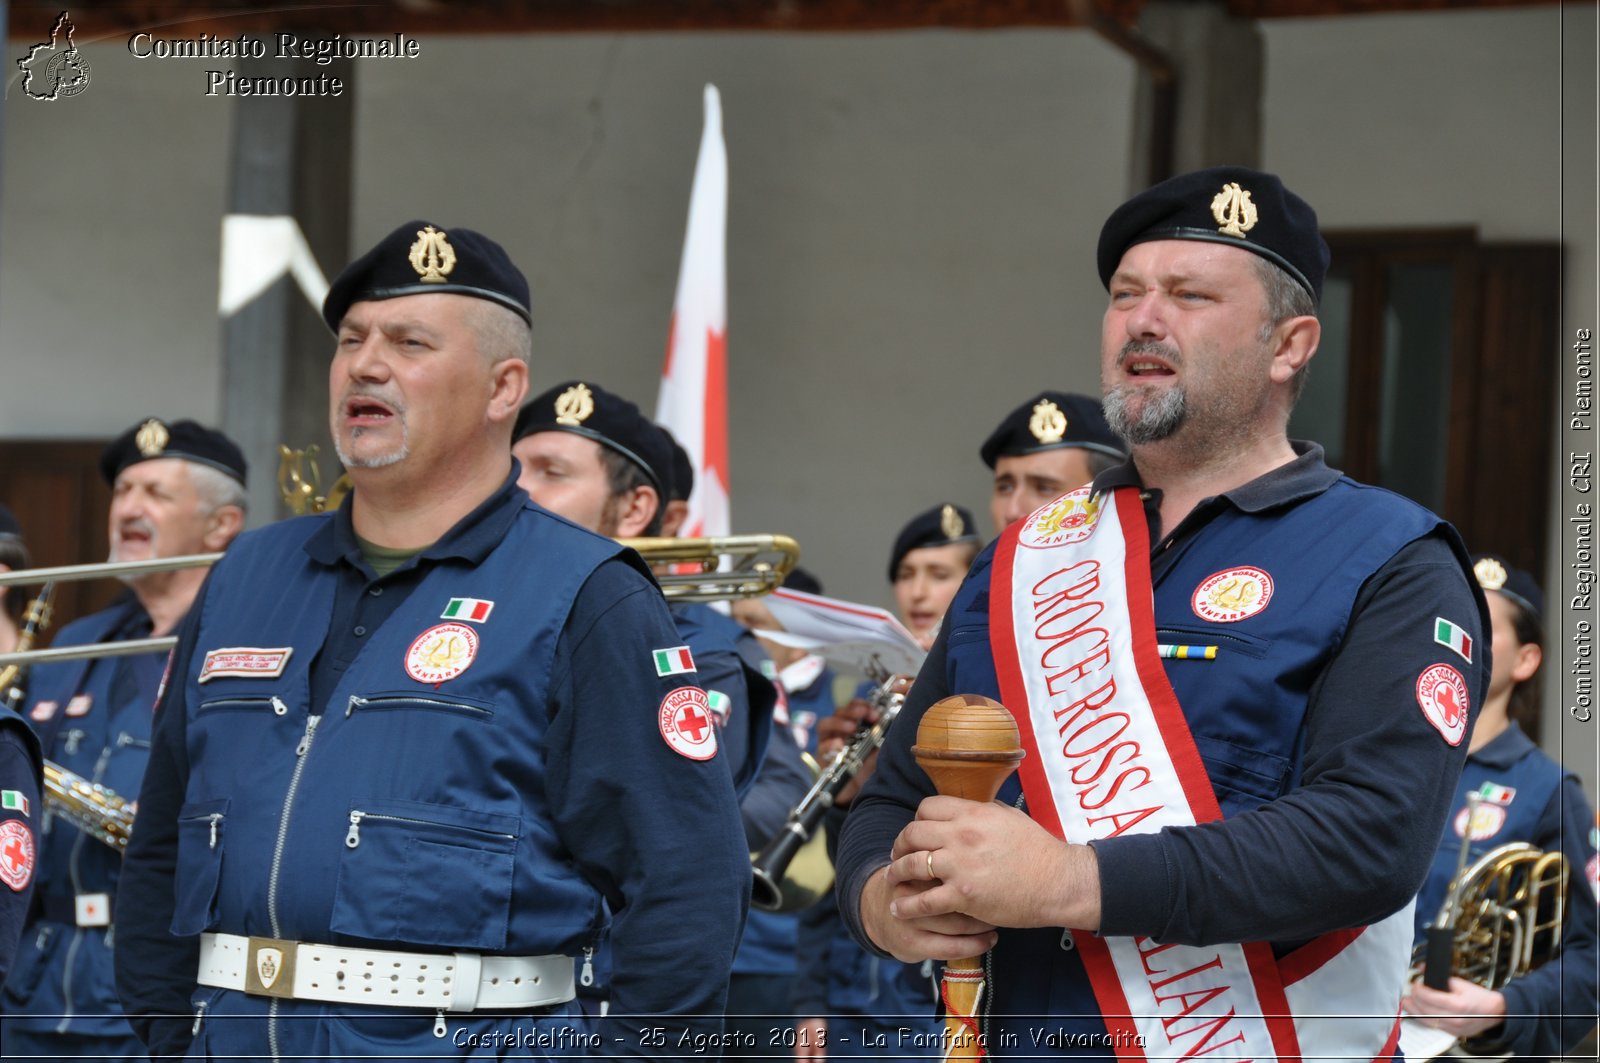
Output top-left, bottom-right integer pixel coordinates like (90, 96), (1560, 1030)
(555, 383), (595, 426)
(1210, 182), (1258, 239)
(256, 947), (283, 989)
(1207, 576), (1260, 613)
(1029, 400), (1067, 445)
(135, 419), (169, 457)
(940, 504), (965, 540)
(1473, 557), (1508, 591)
(407, 225), (456, 283)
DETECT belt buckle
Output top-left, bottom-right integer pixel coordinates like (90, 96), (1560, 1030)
(244, 936), (298, 999)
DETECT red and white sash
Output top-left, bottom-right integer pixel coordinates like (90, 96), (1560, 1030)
(989, 486), (1405, 1062)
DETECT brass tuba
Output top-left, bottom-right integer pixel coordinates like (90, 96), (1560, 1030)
(1412, 841), (1570, 991)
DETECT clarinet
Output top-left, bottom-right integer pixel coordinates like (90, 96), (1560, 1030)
(1, 582), (55, 713)
(750, 665), (906, 911)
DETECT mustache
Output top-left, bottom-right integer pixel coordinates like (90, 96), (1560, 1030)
(339, 384), (406, 414)
(1117, 340), (1181, 368)
(117, 517), (156, 541)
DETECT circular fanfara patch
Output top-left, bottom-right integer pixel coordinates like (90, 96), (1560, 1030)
(659, 686), (719, 761)
(1018, 488), (1105, 549)
(1416, 663), (1470, 747)
(0, 820), (35, 892)
(1191, 567), (1274, 623)
(1453, 801), (1507, 841)
(405, 623), (480, 685)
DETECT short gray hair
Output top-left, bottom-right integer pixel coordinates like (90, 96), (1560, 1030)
(466, 300), (532, 367)
(186, 462), (249, 519)
(1251, 256), (1318, 404)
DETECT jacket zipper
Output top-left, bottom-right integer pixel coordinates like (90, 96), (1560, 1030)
(344, 694), (492, 719)
(55, 736), (118, 1033)
(344, 809), (515, 848)
(266, 712), (321, 1062)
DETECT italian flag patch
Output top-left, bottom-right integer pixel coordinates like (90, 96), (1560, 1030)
(653, 646), (696, 676)
(1477, 781), (1516, 804)
(441, 598), (494, 623)
(1434, 617), (1473, 663)
(0, 790), (27, 817)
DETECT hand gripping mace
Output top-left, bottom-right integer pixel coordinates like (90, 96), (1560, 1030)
(912, 694), (1025, 1062)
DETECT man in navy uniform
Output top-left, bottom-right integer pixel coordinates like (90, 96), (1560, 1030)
(512, 384), (812, 1047)
(838, 168), (1488, 1059)
(0, 505), (43, 988)
(2, 420), (247, 1059)
(113, 222), (748, 1059)
(982, 391), (1124, 534)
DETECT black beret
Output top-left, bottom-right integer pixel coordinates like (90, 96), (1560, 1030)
(980, 391), (1125, 470)
(1097, 166), (1330, 304)
(663, 430), (694, 504)
(99, 418), (248, 487)
(888, 503), (981, 583)
(322, 220), (531, 333)
(1471, 553), (1544, 626)
(513, 382), (673, 498)
(782, 567), (824, 596)
(0, 502), (21, 541)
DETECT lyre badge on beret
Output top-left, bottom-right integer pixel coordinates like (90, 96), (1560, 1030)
(1028, 399), (1067, 445)
(555, 383), (595, 426)
(940, 504), (965, 541)
(135, 419), (169, 457)
(408, 225), (457, 283)
(1473, 557), (1508, 591)
(1210, 182), (1258, 239)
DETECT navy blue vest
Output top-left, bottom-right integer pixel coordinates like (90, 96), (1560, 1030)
(943, 478), (1442, 1041)
(172, 508), (623, 958)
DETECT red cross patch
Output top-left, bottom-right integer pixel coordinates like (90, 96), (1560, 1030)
(0, 820), (35, 892)
(658, 686), (718, 762)
(1416, 663), (1470, 746)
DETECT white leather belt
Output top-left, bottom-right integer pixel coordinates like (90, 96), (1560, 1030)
(197, 932), (575, 1011)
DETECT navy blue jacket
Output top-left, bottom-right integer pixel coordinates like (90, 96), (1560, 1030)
(113, 472), (749, 1059)
(1414, 723), (1599, 1059)
(0, 705), (42, 987)
(2, 597), (162, 1041)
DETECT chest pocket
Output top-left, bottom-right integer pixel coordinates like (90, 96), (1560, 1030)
(331, 798), (519, 951)
(172, 798), (231, 936)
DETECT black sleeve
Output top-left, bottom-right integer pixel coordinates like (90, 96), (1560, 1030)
(113, 603), (203, 1060)
(834, 629), (951, 957)
(0, 724), (41, 985)
(545, 559), (750, 1055)
(1094, 532), (1487, 944)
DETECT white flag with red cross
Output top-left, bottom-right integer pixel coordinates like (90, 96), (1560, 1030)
(654, 84), (730, 539)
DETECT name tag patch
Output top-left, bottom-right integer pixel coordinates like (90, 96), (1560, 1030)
(199, 647), (294, 683)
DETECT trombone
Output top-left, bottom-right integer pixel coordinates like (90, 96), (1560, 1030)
(0, 539), (799, 670)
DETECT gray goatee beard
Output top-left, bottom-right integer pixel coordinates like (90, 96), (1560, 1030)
(1104, 383), (1186, 445)
(334, 415), (410, 469)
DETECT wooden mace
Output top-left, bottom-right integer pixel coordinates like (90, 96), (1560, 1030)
(912, 694), (1025, 1062)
